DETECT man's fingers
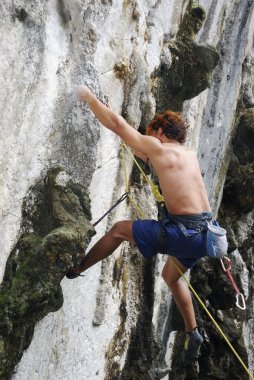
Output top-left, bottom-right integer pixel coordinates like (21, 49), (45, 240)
(73, 86), (84, 101)
(73, 85), (91, 102)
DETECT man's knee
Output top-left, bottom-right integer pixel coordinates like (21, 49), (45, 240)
(110, 221), (125, 238)
(162, 266), (174, 288)
(162, 259), (183, 288)
(110, 220), (133, 241)
(161, 264), (167, 281)
(162, 271), (181, 289)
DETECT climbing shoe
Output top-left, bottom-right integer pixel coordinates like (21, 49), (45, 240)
(65, 268), (84, 279)
(184, 328), (203, 363)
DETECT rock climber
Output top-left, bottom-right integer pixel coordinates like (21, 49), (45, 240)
(66, 85), (221, 362)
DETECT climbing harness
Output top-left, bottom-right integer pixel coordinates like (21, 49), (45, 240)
(220, 257), (246, 310)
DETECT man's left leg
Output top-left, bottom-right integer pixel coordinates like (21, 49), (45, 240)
(68, 220), (134, 277)
(162, 257), (203, 361)
(162, 257), (196, 332)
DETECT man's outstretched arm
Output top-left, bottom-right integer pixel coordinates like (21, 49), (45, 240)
(75, 86), (157, 156)
(75, 86), (121, 131)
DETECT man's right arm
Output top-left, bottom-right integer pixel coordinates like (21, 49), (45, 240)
(75, 86), (121, 132)
(75, 86), (161, 157)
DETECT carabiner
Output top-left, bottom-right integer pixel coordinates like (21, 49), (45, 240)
(220, 256), (231, 272)
(236, 293), (246, 310)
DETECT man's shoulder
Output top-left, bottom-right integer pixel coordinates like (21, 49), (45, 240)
(141, 135), (163, 149)
(163, 145), (197, 164)
(169, 145), (196, 155)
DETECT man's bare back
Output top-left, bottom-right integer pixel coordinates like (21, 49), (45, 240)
(146, 141), (211, 215)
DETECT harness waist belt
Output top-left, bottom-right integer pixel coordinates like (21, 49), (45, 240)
(167, 212), (213, 229)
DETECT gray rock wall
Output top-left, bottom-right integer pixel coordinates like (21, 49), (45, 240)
(0, 1), (253, 379)
(0, 168), (95, 379)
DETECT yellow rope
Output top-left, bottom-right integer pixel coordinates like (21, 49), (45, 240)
(122, 143), (164, 203)
(121, 144), (129, 192)
(120, 142), (253, 379)
(121, 144), (145, 219)
(171, 258), (254, 380)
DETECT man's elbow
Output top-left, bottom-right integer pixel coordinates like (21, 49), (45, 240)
(114, 115), (126, 130)
(109, 114), (123, 132)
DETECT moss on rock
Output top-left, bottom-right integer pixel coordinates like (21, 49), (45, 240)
(151, 2), (219, 112)
(0, 168), (95, 379)
(221, 108), (254, 215)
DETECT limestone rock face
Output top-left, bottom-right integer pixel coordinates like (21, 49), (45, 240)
(0, 168), (95, 379)
(0, 1), (254, 380)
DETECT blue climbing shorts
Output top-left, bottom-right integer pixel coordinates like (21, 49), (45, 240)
(132, 212), (213, 268)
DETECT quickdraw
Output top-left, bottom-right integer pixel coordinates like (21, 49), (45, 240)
(92, 192), (129, 227)
(220, 257), (246, 310)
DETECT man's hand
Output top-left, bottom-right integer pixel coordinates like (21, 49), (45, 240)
(72, 84), (152, 158)
(74, 85), (93, 103)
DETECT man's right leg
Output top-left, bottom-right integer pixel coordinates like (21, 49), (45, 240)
(69, 220), (134, 276)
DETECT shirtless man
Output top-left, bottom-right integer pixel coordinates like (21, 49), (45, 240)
(67, 85), (213, 361)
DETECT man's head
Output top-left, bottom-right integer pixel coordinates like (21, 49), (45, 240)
(146, 110), (189, 144)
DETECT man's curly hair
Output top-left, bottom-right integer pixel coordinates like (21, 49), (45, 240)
(146, 110), (189, 144)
